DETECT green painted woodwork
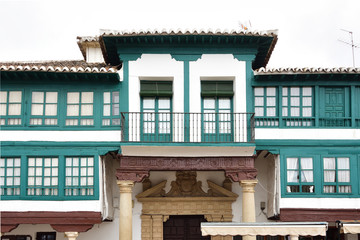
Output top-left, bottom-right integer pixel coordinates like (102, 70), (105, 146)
(102, 34), (272, 69)
(0, 146), (101, 200)
(201, 81), (234, 97)
(140, 81), (173, 97)
(1, 81), (122, 130)
(281, 153), (358, 198)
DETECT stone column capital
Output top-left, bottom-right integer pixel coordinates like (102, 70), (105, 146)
(240, 179), (258, 193)
(117, 180), (134, 193)
(65, 232), (79, 240)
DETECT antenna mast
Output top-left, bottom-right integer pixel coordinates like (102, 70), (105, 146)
(339, 29), (359, 67)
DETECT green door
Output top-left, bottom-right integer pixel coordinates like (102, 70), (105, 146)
(322, 88), (349, 126)
(202, 97), (232, 142)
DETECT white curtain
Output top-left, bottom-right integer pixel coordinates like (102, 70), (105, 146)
(324, 158), (336, 193)
(300, 158), (313, 183)
(287, 158), (299, 183)
(338, 157), (351, 193)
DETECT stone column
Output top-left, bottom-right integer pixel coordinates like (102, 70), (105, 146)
(64, 232), (79, 240)
(290, 235), (299, 240)
(117, 180), (135, 240)
(240, 179), (258, 240)
(152, 215), (163, 240)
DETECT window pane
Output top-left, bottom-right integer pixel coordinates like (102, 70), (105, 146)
(254, 87), (264, 96)
(282, 107), (288, 117)
(46, 92), (58, 103)
(287, 158), (299, 169)
(290, 107), (300, 116)
(82, 92), (93, 103)
(267, 87), (276, 96)
(337, 157), (349, 169)
(282, 87), (288, 96)
(324, 170), (336, 182)
(267, 107), (276, 116)
(103, 105), (111, 116)
(338, 170), (350, 182)
(0, 104), (6, 116)
(113, 104), (119, 116)
(67, 92), (79, 103)
(301, 171), (313, 182)
(204, 98), (215, 109)
(67, 105), (79, 116)
(287, 171), (299, 182)
(32, 92), (44, 103)
(8, 104), (21, 115)
(255, 97), (264, 106)
(303, 107), (312, 117)
(324, 158), (335, 169)
(291, 97), (300, 106)
(103, 92), (110, 104)
(303, 87), (312, 96)
(45, 104), (57, 116)
(282, 97), (288, 106)
(112, 92), (119, 103)
(303, 97), (312, 106)
(0, 91), (7, 103)
(219, 98), (230, 109)
(81, 104), (93, 116)
(9, 91), (22, 102)
(267, 97), (276, 106)
(31, 104), (43, 115)
(255, 107), (264, 117)
(290, 87), (300, 96)
(301, 158), (313, 169)
(143, 98), (155, 109)
(158, 98), (170, 109)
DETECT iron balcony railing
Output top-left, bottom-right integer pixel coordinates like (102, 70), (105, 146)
(120, 112), (255, 143)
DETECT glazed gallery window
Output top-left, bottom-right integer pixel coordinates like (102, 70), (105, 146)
(27, 157), (58, 196)
(0, 157), (21, 196)
(254, 87), (277, 117)
(66, 92), (94, 126)
(102, 91), (120, 126)
(282, 87), (313, 118)
(202, 97), (232, 134)
(142, 97), (172, 135)
(30, 91), (58, 126)
(65, 156), (95, 196)
(286, 157), (314, 193)
(323, 157), (351, 193)
(0, 91), (22, 126)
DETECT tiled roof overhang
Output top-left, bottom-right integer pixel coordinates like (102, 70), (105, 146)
(254, 67), (360, 81)
(98, 29), (278, 70)
(0, 60), (120, 82)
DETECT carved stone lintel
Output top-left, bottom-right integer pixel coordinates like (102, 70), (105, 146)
(116, 169), (149, 183)
(225, 169), (258, 182)
(52, 224), (93, 232)
(1, 224), (18, 233)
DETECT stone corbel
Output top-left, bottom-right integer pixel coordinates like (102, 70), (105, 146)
(116, 169), (149, 182)
(225, 169), (257, 182)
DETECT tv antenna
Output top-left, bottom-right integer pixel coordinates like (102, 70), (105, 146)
(339, 29), (359, 67)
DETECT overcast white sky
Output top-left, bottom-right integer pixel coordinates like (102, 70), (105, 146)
(0, 0), (359, 68)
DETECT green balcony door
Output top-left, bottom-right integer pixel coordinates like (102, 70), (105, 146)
(202, 97), (232, 142)
(321, 87), (350, 126)
(141, 97), (172, 142)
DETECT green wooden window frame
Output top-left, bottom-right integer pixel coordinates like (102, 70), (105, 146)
(65, 91), (94, 126)
(1, 154), (98, 200)
(201, 97), (233, 142)
(282, 87), (314, 127)
(0, 157), (21, 196)
(322, 156), (352, 194)
(254, 87), (278, 127)
(29, 91), (59, 126)
(356, 87), (360, 127)
(27, 157), (59, 196)
(0, 90), (24, 126)
(141, 97), (172, 141)
(285, 157), (315, 194)
(65, 156), (95, 196)
(102, 91), (120, 126)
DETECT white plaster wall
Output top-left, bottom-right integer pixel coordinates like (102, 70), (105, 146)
(256, 128), (360, 140)
(86, 47), (104, 63)
(189, 54), (246, 113)
(128, 54), (184, 113)
(280, 198), (360, 209)
(0, 130), (121, 142)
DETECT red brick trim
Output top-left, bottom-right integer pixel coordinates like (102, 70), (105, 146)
(280, 208), (360, 222)
(116, 155), (257, 182)
(1, 211), (102, 233)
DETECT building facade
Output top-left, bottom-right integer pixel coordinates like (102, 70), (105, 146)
(0, 29), (359, 240)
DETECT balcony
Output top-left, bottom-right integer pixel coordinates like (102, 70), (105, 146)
(120, 112), (254, 143)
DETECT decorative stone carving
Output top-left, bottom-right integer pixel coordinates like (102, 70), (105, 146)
(166, 171), (207, 197)
(223, 177), (232, 191)
(116, 169), (149, 182)
(142, 177), (152, 192)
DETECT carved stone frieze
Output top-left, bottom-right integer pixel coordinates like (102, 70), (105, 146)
(166, 171), (207, 197)
(116, 155), (257, 182)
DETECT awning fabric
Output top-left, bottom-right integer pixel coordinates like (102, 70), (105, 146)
(201, 81), (234, 97)
(140, 81), (173, 97)
(201, 222), (328, 237)
(342, 224), (360, 234)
